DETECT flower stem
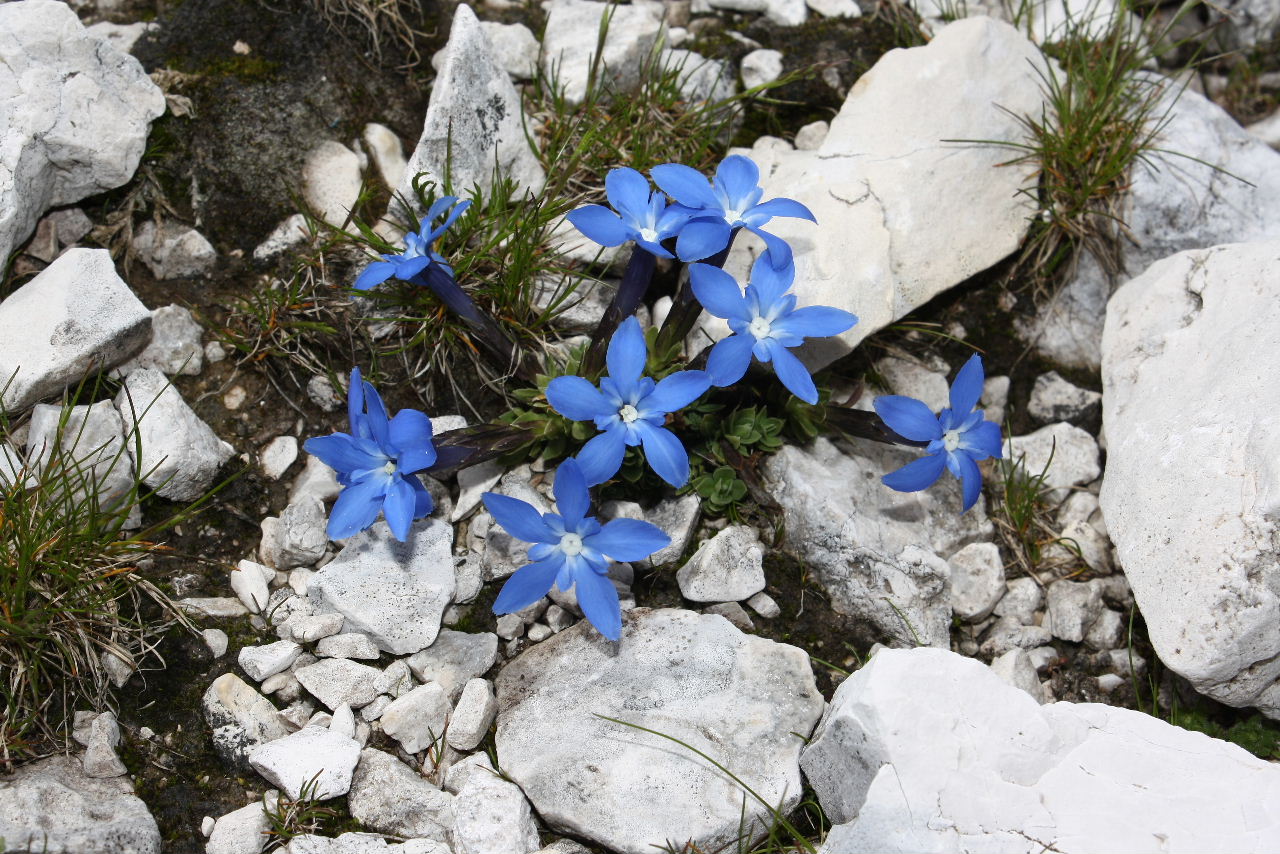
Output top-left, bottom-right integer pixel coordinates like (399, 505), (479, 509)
(581, 247), (656, 378)
(414, 266), (535, 383)
(825, 407), (930, 448)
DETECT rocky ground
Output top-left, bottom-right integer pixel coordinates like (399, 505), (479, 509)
(3, 0), (1280, 851)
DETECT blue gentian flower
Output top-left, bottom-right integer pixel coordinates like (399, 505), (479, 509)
(566, 167), (692, 259)
(303, 367), (437, 541)
(650, 154), (815, 269)
(874, 354), (1003, 513)
(484, 458), (669, 641)
(546, 316), (710, 488)
(353, 196), (471, 290)
(690, 250), (857, 405)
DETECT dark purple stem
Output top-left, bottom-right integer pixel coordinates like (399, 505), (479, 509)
(413, 265), (534, 383)
(824, 407), (930, 448)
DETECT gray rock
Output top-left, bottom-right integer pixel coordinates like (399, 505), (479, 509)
(541, 0), (664, 106)
(315, 632), (381, 660)
(993, 577), (1042, 625)
(380, 683), (451, 754)
(205, 801), (270, 854)
(740, 48), (783, 89)
(203, 628), (229, 658)
(202, 673), (289, 771)
(80, 712), (128, 778)
(85, 21), (159, 55)
(261, 497), (328, 570)
(662, 49), (734, 104)
(248, 725), (361, 800)
(113, 368), (233, 501)
(478, 21), (540, 80)
(947, 542), (1005, 622)
(347, 748), (454, 842)
(254, 213), (311, 263)
(1027, 371), (1101, 428)
(131, 221), (216, 279)
(746, 591), (781, 619)
(1002, 422), (1100, 503)
(25, 400), (136, 517)
(362, 122), (407, 189)
(0, 755), (160, 853)
(308, 519), (455, 655)
(279, 613), (344, 645)
(447, 678), (496, 751)
(803, 648), (1280, 853)
(0, 1), (164, 270)
(641, 494), (700, 567)
(496, 613), (523, 640)
(764, 438), (991, 647)
(0, 248), (151, 413)
(1101, 242), (1280, 716)
(177, 597), (249, 619)
(398, 4), (544, 210)
(450, 768), (541, 854)
(1083, 607), (1125, 651)
(116, 304), (204, 376)
(303, 141), (362, 229)
(676, 525), (767, 602)
(979, 616), (1053, 657)
(988, 648), (1046, 703)
(405, 630), (498, 700)
(981, 375), (1010, 428)
(290, 453), (342, 505)
(295, 659), (384, 710)
(874, 355), (950, 412)
(705, 600), (755, 631)
(496, 608), (824, 854)
(229, 559), (271, 614)
(1044, 580), (1103, 643)
(451, 458), (504, 522)
(239, 640), (303, 682)
(793, 120), (828, 150)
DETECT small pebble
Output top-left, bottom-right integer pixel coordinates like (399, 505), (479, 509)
(201, 816), (215, 837)
(526, 623), (552, 642)
(201, 628), (229, 658)
(746, 591), (781, 619)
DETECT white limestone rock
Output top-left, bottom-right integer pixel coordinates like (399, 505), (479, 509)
(347, 748), (454, 842)
(450, 767), (541, 854)
(764, 438), (992, 646)
(80, 711), (128, 778)
(541, 0), (664, 106)
(0, 755), (161, 854)
(117, 304), (205, 376)
(260, 435), (299, 481)
(988, 647), (1046, 703)
(261, 497), (328, 570)
(131, 221), (216, 279)
(705, 0), (807, 25)
(662, 49), (734, 104)
(447, 678), (496, 751)
(640, 493), (700, 567)
(495, 608), (824, 854)
(1044, 579), (1103, 643)
(203, 673), (290, 771)
(294, 659), (384, 711)
(0, 0), (165, 269)
(25, 400), (136, 516)
(802, 648), (1280, 853)
(479, 21), (540, 80)
(290, 453), (342, 505)
(713, 18), (1048, 371)
(993, 576), (1043, 625)
(239, 640), (303, 682)
(205, 801), (270, 854)
(308, 519), (455, 655)
(1028, 371), (1101, 427)
(1002, 422), (1100, 503)
(361, 123), (407, 189)
(248, 724), (361, 800)
(0, 249), (151, 413)
(380, 683), (451, 754)
(1101, 241), (1280, 716)
(676, 525), (767, 602)
(398, 4), (544, 208)
(254, 213), (311, 263)
(947, 541), (1005, 622)
(113, 367), (233, 501)
(303, 141), (362, 229)
(229, 559), (271, 614)
(85, 21), (159, 55)
(405, 630), (498, 701)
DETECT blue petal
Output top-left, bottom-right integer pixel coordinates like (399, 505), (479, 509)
(354, 261), (397, 291)
(706, 335), (754, 387)
(745, 226), (794, 270)
(547, 376), (613, 422)
(482, 493), (556, 543)
(553, 458), (591, 527)
(689, 264), (751, 321)
(327, 476), (387, 540)
(675, 220), (732, 262)
(585, 518), (670, 562)
(529, 542), (556, 561)
(397, 255), (433, 282)
(408, 474), (434, 518)
(567, 205), (632, 247)
(428, 197), (470, 242)
(773, 305), (858, 340)
(763, 338), (818, 405)
(874, 396), (944, 442)
(745, 196), (817, 224)
(747, 252), (795, 308)
(576, 427), (628, 486)
(882, 452), (947, 493)
(950, 353), (986, 415)
(424, 195), (456, 224)
(605, 167), (653, 220)
(606, 316), (647, 389)
(494, 554), (566, 614)
(347, 367), (365, 436)
(650, 163), (720, 210)
(959, 420), (1003, 461)
(383, 477), (417, 541)
(955, 452), (984, 512)
(642, 370), (711, 416)
(633, 421), (691, 487)
(389, 409), (436, 473)
(303, 433), (382, 478)
(362, 382), (391, 448)
(574, 569), (622, 641)
(715, 155), (761, 204)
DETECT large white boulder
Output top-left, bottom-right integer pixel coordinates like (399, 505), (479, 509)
(803, 647), (1280, 853)
(540, 0), (664, 107)
(0, 249), (151, 413)
(0, 0), (165, 267)
(1022, 77), (1280, 370)
(713, 17), (1047, 371)
(1101, 241), (1280, 716)
(398, 4), (544, 207)
(495, 608), (824, 854)
(763, 438), (993, 646)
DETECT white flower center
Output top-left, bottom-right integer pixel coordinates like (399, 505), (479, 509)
(943, 430), (961, 453)
(559, 533), (584, 556)
(383, 460), (397, 476)
(748, 316), (772, 340)
(638, 226), (659, 244)
(723, 207), (746, 225)
(618, 404), (640, 423)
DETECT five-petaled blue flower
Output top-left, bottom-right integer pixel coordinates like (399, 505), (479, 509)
(484, 458), (669, 641)
(690, 250), (857, 405)
(303, 368), (437, 541)
(566, 167), (692, 259)
(353, 196), (471, 291)
(651, 154), (815, 269)
(874, 354), (1003, 513)
(546, 316), (710, 488)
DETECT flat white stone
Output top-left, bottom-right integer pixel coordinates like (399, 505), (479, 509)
(380, 683), (451, 754)
(348, 748), (454, 842)
(261, 435), (299, 481)
(203, 673), (290, 770)
(248, 724), (361, 800)
(1002, 422), (1100, 503)
(948, 541), (1005, 622)
(239, 640), (302, 682)
(450, 768), (541, 854)
(294, 659), (384, 710)
(447, 678), (497, 751)
(676, 525), (767, 602)
(303, 141), (362, 229)
(205, 802), (270, 854)
(405, 630), (499, 701)
(131, 221), (216, 279)
(541, 0), (664, 106)
(230, 559), (271, 614)
(116, 304), (205, 376)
